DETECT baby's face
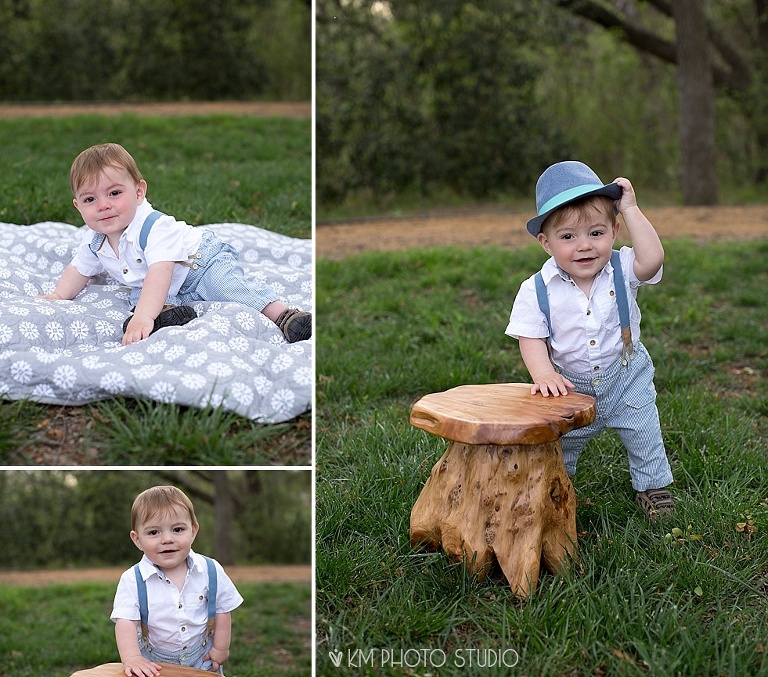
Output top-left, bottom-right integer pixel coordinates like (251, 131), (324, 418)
(130, 506), (199, 571)
(537, 211), (619, 289)
(73, 166), (146, 239)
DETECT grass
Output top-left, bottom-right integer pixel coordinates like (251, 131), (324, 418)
(88, 399), (311, 466)
(0, 114), (311, 465)
(0, 115), (311, 237)
(316, 239), (768, 676)
(0, 581), (311, 676)
(0, 399), (311, 466)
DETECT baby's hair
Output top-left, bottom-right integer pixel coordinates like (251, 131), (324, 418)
(131, 485), (198, 532)
(69, 142), (143, 197)
(542, 194), (615, 234)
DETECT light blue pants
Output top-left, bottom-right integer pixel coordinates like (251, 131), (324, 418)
(139, 631), (224, 674)
(559, 341), (673, 492)
(130, 230), (280, 312)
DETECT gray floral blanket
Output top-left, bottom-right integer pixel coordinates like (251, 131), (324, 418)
(0, 222), (312, 423)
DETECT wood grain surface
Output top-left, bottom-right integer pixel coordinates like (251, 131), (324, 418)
(70, 663), (214, 677)
(410, 383), (596, 445)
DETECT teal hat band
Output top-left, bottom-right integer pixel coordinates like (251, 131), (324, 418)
(538, 184), (605, 216)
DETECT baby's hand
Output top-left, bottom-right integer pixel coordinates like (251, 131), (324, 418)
(122, 314), (155, 346)
(204, 646), (230, 672)
(122, 655), (162, 676)
(612, 176), (639, 214)
(36, 292), (65, 300)
(531, 373), (575, 398)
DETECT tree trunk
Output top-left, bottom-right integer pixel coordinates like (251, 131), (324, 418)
(213, 471), (234, 565)
(411, 439), (577, 598)
(672, 0), (718, 205)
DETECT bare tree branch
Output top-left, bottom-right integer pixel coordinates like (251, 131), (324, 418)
(642, 0), (672, 18)
(554, 0), (677, 61)
(156, 470), (214, 505)
(553, 0), (749, 91)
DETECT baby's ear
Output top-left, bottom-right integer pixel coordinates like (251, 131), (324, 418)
(537, 232), (552, 254)
(130, 530), (143, 551)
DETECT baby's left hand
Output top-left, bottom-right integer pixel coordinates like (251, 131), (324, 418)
(122, 315), (154, 346)
(612, 176), (639, 214)
(204, 646), (229, 672)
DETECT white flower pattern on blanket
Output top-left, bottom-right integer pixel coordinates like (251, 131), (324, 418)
(0, 221), (312, 422)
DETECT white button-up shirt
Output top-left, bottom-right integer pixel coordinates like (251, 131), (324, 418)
(71, 199), (203, 298)
(111, 551), (243, 653)
(506, 246), (662, 375)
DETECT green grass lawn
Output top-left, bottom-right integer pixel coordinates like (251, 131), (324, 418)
(0, 115), (310, 237)
(0, 114), (311, 465)
(316, 239), (768, 676)
(0, 581), (311, 676)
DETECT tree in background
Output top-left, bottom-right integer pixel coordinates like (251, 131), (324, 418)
(0, 0), (310, 102)
(158, 470), (312, 565)
(0, 470), (311, 569)
(318, 0), (768, 211)
(316, 0), (568, 207)
(552, 0), (768, 203)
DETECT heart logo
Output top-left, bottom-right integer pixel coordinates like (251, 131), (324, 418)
(329, 650), (343, 667)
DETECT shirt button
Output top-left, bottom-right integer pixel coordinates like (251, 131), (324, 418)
(199, 595), (204, 600)
(610, 290), (615, 296)
(136, 258), (143, 264)
(589, 340), (596, 346)
(593, 366), (600, 371)
(586, 310), (591, 315)
(179, 603), (183, 609)
(122, 268), (128, 274)
(181, 626), (186, 632)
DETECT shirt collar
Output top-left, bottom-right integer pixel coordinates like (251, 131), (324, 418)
(540, 255), (614, 285)
(137, 549), (203, 581)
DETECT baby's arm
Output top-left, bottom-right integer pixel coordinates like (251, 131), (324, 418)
(613, 177), (664, 281)
(114, 618), (162, 677)
(122, 261), (175, 345)
(519, 336), (575, 397)
(204, 612), (232, 672)
(37, 264), (90, 300)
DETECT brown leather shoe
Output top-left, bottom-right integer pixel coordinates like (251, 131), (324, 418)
(635, 488), (675, 519)
(275, 308), (312, 342)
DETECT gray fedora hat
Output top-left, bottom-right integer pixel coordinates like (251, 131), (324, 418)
(526, 161), (622, 236)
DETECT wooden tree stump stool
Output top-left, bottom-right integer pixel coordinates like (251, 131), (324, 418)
(70, 663), (214, 677)
(410, 383), (596, 598)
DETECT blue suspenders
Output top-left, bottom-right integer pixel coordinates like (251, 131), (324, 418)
(89, 210), (165, 256)
(534, 250), (634, 366)
(133, 554), (218, 650)
(138, 211), (165, 251)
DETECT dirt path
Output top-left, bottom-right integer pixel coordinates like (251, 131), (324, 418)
(0, 564), (311, 586)
(317, 204), (768, 259)
(0, 101), (310, 119)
